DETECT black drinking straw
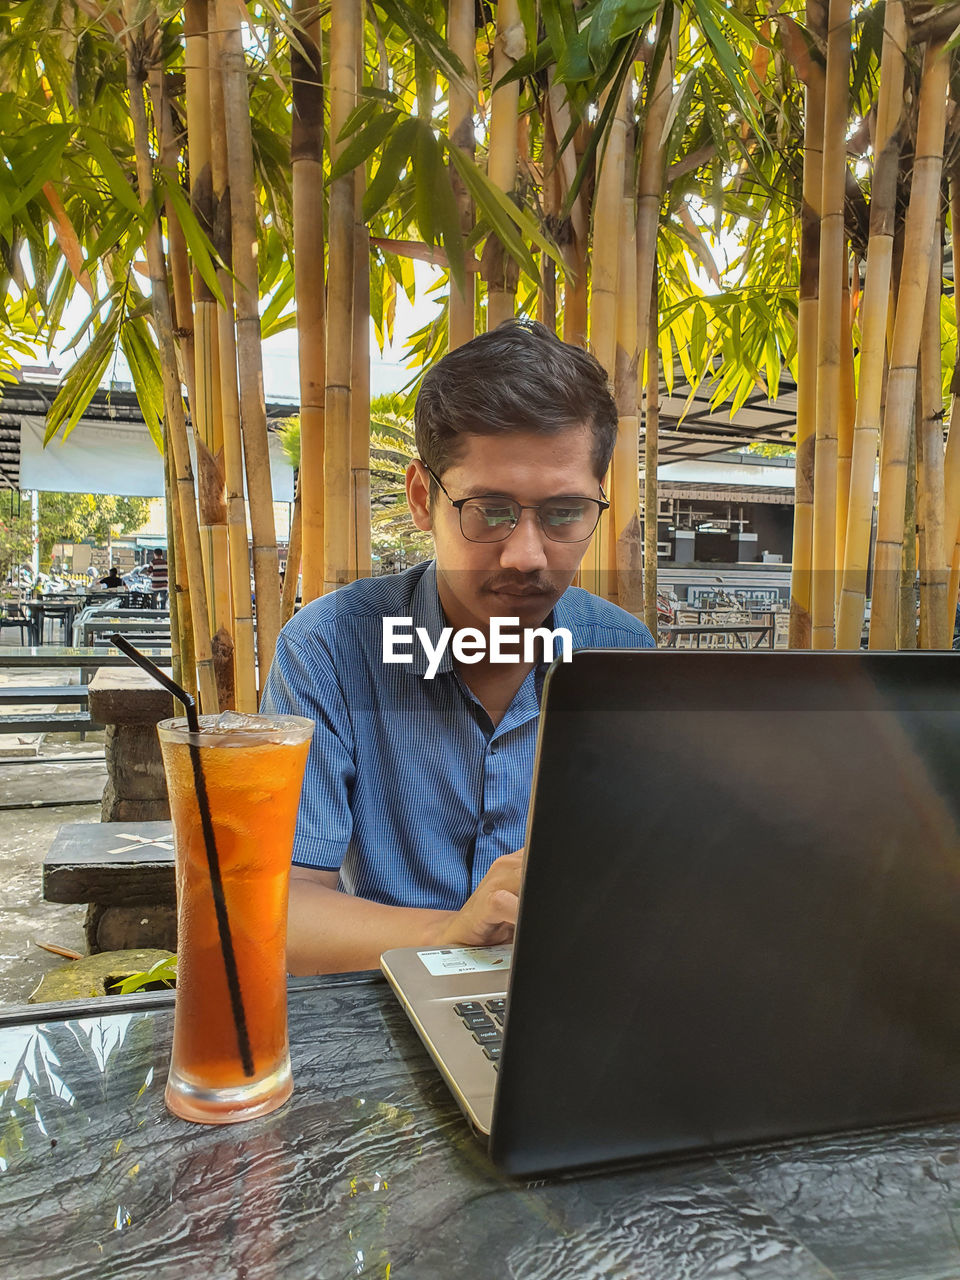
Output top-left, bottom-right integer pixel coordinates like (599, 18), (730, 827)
(110, 634), (255, 1078)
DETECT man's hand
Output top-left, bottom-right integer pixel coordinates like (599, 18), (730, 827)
(434, 850), (524, 948)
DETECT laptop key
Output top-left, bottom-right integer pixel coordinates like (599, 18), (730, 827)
(483, 1045), (501, 1060)
(462, 1013), (494, 1030)
(473, 1028), (501, 1044)
(453, 1001), (484, 1016)
(485, 999), (505, 1013)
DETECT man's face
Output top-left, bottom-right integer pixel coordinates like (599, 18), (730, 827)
(406, 427), (602, 634)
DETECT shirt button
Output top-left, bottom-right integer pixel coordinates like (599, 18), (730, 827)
(490, 740), (499, 753)
(482, 819), (496, 835)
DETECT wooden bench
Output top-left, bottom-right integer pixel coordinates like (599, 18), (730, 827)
(0, 710), (100, 735)
(43, 820), (176, 952)
(0, 684), (89, 705)
(0, 685), (102, 737)
(0, 646), (172, 686)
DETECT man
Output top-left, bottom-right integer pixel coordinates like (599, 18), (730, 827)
(262, 320), (655, 974)
(148, 548), (168, 606)
(99, 565), (124, 589)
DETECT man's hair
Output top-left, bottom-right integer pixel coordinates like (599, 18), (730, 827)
(414, 319), (618, 489)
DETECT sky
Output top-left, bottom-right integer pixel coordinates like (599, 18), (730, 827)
(36, 260), (444, 409)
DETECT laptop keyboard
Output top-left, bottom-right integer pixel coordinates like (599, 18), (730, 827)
(454, 999), (506, 1068)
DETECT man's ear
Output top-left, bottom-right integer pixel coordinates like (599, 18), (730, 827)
(406, 460), (433, 531)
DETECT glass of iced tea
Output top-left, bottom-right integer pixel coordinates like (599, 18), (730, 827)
(157, 711), (314, 1124)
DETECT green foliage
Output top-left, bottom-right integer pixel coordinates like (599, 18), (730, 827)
(0, 0), (928, 441)
(0, 490), (151, 581)
(110, 954), (178, 995)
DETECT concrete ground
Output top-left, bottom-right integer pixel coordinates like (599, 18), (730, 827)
(0, 636), (108, 1003)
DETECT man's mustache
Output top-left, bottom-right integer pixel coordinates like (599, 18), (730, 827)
(481, 574), (557, 595)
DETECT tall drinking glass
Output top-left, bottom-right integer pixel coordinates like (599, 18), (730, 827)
(157, 712), (314, 1124)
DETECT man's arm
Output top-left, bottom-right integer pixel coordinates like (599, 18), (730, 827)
(287, 850), (523, 974)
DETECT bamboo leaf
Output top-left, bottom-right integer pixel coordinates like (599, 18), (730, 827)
(562, 36), (635, 215)
(419, 129), (465, 294)
(445, 143), (558, 277)
(363, 117), (420, 221)
(690, 302), (707, 373)
(686, 0), (763, 139)
(336, 96), (382, 143)
(261, 274), (296, 338)
(45, 306), (122, 443)
(495, 36), (555, 88)
(81, 129), (142, 217)
(2, 124), (73, 216)
(160, 175), (226, 308)
(372, 0), (470, 93)
(121, 317), (165, 451)
(555, 28), (593, 84)
(329, 110), (401, 181)
(587, 0), (658, 69)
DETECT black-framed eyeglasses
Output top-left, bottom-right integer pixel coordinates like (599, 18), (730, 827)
(422, 463), (610, 545)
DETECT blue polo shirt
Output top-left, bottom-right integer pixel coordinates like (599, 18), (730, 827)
(261, 561), (654, 908)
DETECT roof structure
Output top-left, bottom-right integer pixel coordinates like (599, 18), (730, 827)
(652, 369), (798, 462)
(0, 378), (296, 495)
(1, 364), (799, 491)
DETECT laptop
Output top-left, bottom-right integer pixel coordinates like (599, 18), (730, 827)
(381, 649), (960, 1177)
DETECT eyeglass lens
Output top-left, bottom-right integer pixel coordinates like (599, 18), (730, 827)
(459, 498), (601, 543)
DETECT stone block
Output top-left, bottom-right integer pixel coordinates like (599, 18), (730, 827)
(100, 783), (172, 823)
(104, 723), (167, 802)
(86, 903), (177, 953)
(28, 948), (175, 1003)
(88, 666), (175, 726)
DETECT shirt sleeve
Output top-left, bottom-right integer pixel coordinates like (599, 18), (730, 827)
(260, 627), (356, 871)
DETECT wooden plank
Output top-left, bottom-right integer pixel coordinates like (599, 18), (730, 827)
(0, 711), (101, 733)
(0, 686), (89, 706)
(43, 820), (175, 906)
(0, 647), (171, 668)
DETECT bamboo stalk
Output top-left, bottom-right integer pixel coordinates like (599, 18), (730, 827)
(148, 68), (196, 416)
(789, 0), (827, 647)
(281, 474), (302, 626)
(613, 136), (643, 617)
(916, 230), (948, 647)
(123, 11), (217, 711)
(186, 0), (233, 707)
(485, 0), (523, 329)
(870, 39), (949, 649)
(643, 278), (660, 638)
(292, 0), (326, 604)
(209, 27), (257, 714)
(217, 0), (282, 676)
(584, 80), (627, 599)
(547, 73), (588, 347)
(810, 0), (852, 650)
(835, 251), (855, 588)
(635, 6), (676, 414)
(539, 103), (560, 333)
(350, 89), (372, 580)
(163, 416), (190, 696)
(836, 0), (905, 648)
(324, 0), (359, 592)
(900, 407), (918, 648)
(942, 173), (960, 625)
(447, 0), (476, 349)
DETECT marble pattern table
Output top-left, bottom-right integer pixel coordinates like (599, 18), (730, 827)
(2, 974), (960, 1279)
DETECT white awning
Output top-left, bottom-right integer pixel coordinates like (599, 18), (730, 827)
(18, 414), (294, 502)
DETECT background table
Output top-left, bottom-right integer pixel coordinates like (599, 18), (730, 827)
(3, 975), (960, 1278)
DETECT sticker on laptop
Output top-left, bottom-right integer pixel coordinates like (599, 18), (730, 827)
(418, 946), (512, 977)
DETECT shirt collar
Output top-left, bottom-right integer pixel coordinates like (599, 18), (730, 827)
(406, 561), (582, 678)
(407, 560), (455, 676)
